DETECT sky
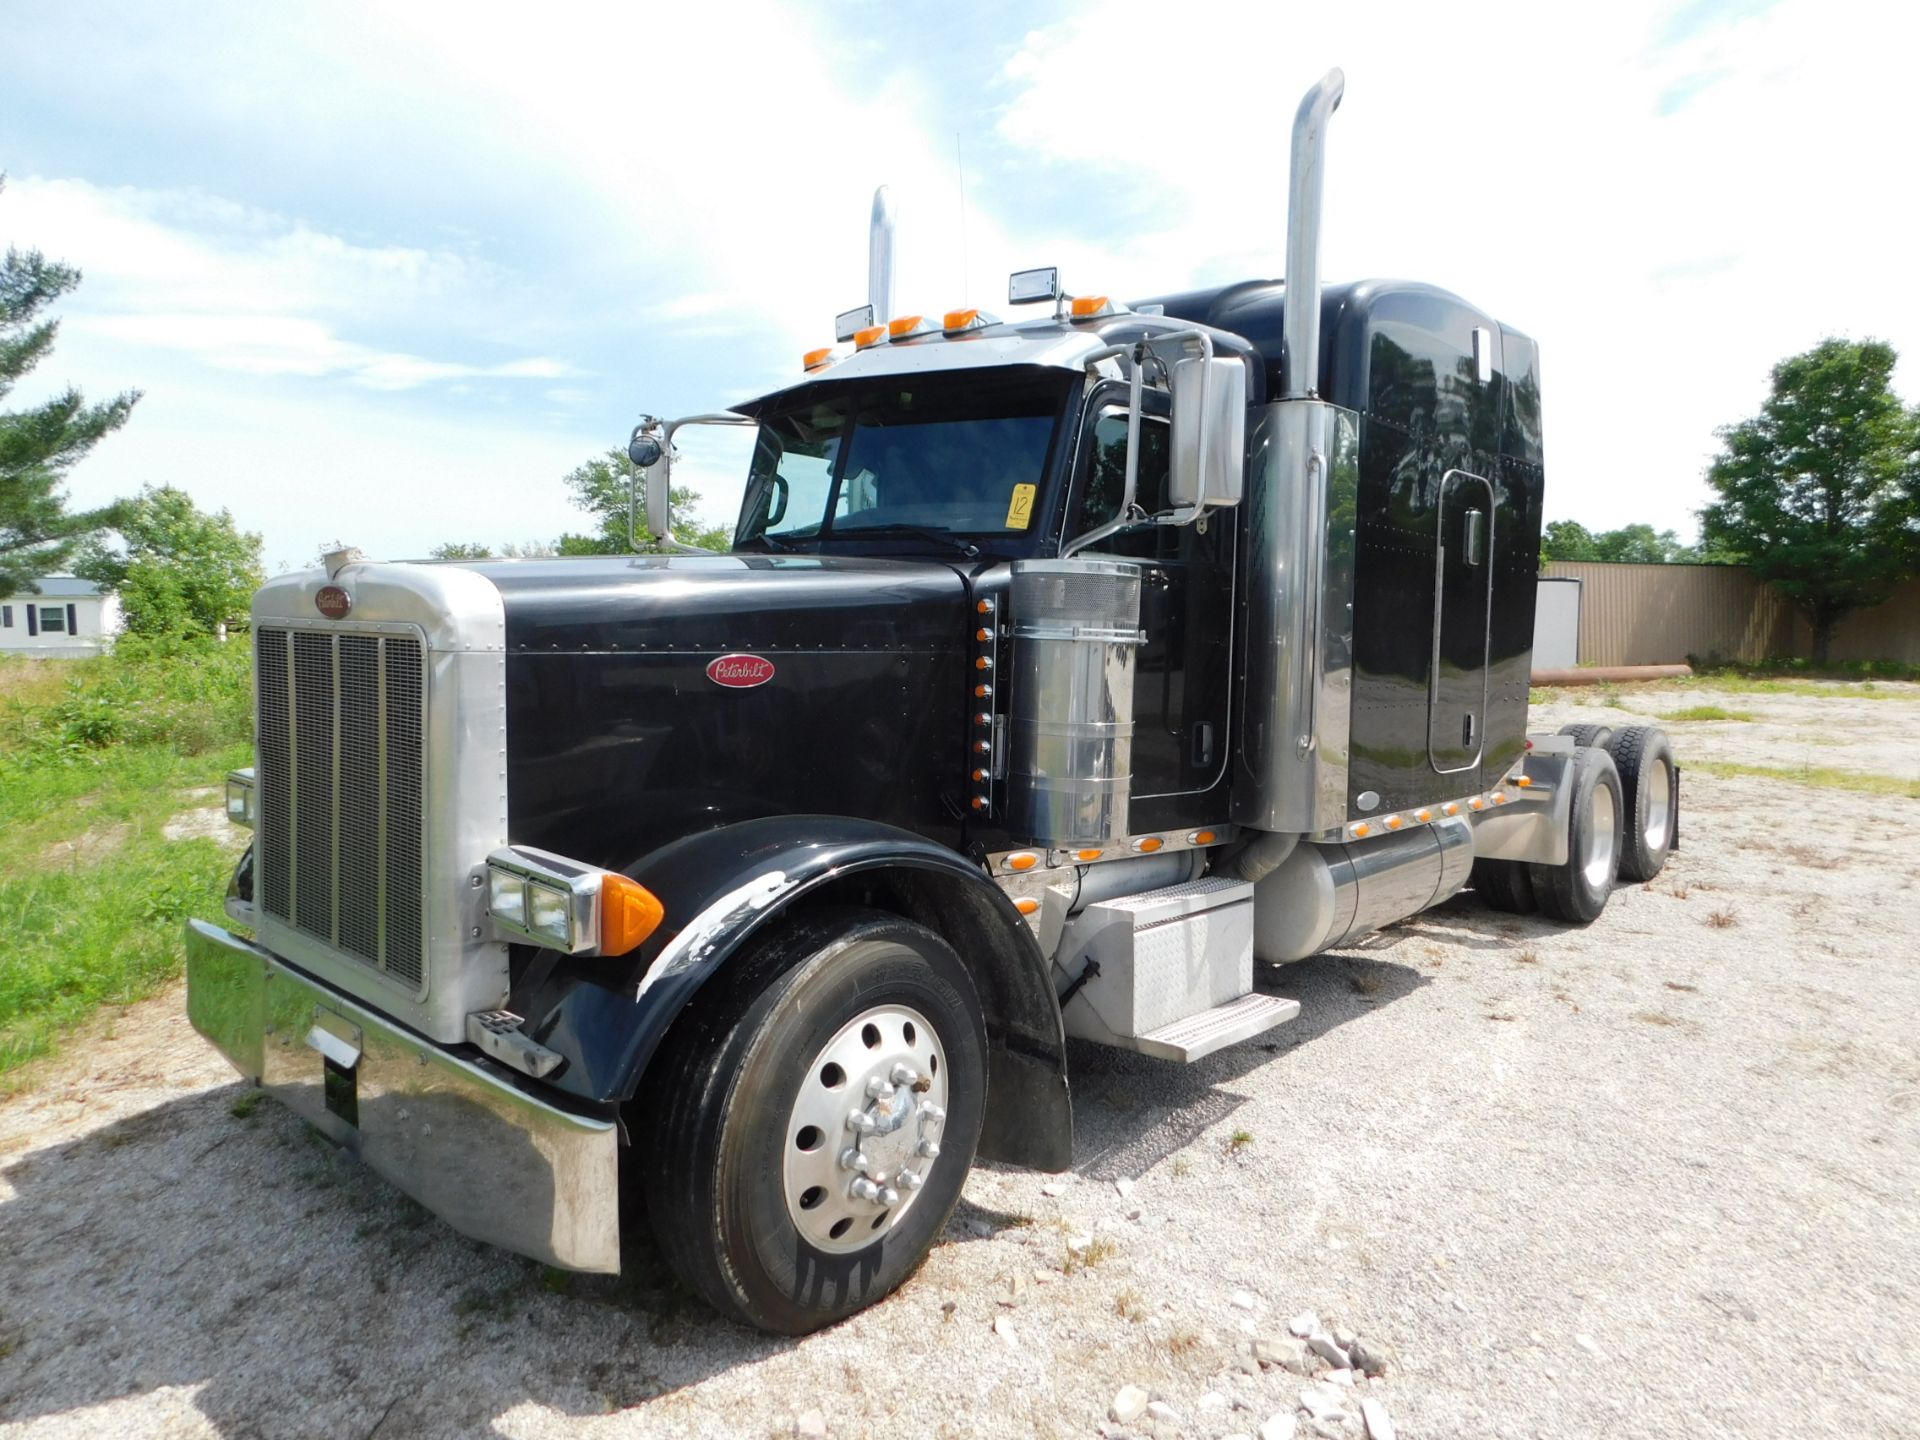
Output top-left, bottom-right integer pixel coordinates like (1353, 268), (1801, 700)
(3, 0), (1915, 571)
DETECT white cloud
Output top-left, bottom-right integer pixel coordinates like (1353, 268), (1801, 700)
(5, 178), (568, 393)
(990, 0), (1920, 537)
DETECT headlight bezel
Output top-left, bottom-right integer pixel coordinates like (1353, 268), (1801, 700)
(482, 846), (663, 957)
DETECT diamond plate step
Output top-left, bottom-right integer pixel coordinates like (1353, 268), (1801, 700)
(1132, 991), (1301, 1063)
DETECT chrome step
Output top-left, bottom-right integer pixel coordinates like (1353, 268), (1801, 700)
(1132, 991), (1301, 1063)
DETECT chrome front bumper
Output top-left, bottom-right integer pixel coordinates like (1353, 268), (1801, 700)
(184, 920), (620, 1272)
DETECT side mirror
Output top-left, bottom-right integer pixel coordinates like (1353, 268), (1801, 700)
(1169, 357), (1247, 510)
(628, 432), (664, 469)
(627, 422), (672, 545)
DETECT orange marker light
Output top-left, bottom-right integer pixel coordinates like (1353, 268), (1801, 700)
(974, 683), (992, 698)
(888, 314), (935, 340)
(972, 768), (989, 782)
(976, 599), (994, 614)
(1189, 830), (1217, 845)
(1076, 848), (1103, 862)
(1469, 798), (1486, 811)
(1516, 775), (1533, 787)
(1352, 823), (1373, 839)
(1069, 295), (1113, 318)
(1386, 815), (1405, 830)
(1133, 836), (1163, 853)
(1415, 809), (1433, 823)
(853, 324), (888, 348)
(975, 656), (992, 670)
(970, 796), (988, 811)
(976, 627), (992, 642)
(1006, 852), (1039, 872)
(1444, 802), (1461, 816)
(600, 873), (665, 956)
(802, 346), (834, 372)
(1014, 896), (1040, 915)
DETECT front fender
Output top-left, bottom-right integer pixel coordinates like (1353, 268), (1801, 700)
(519, 816), (1072, 1170)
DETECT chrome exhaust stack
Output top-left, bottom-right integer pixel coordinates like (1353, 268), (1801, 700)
(1282, 68), (1344, 400)
(868, 185), (898, 325)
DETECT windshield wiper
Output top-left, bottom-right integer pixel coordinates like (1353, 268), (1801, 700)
(829, 524), (980, 558)
(735, 532), (797, 552)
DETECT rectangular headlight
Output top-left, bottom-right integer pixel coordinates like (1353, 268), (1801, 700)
(526, 881), (572, 948)
(488, 867), (527, 927)
(225, 769), (256, 828)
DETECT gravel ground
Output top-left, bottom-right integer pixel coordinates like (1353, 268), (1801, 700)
(3, 689), (1918, 1439)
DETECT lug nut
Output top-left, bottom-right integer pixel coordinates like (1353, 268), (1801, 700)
(897, 1169), (923, 1191)
(866, 1076), (896, 1099)
(920, 1103), (946, 1124)
(840, 1146), (870, 1172)
(850, 1177), (882, 1203)
(890, 1063), (919, 1086)
(878, 1186), (900, 1207)
(916, 1139), (941, 1159)
(847, 1110), (877, 1134)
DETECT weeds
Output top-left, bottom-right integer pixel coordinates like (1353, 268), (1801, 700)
(1691, 759), (1920, 799)
(1228, 1129), (1254, 1151)
(229, 1089), (265, 1119)
(1663, 705), (1757, 723)
(1347, 969), (1385, 995)
(1516, 948), (1539, 965)
(0, 644), (254, 1078)
(1706, 908), (1738, 929)
(1633, 1011), (1683, 1027)
(1114, 1288), (1148, 1322)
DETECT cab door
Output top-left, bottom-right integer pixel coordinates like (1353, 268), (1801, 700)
(1427, 468), (1495, 774)
(1067, 393), (1234, 801)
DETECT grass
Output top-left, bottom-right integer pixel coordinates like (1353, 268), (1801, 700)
(1663, 704), (1758, 722)
(1690, 758), (1920, 799)
(0, 641), (253, 1082)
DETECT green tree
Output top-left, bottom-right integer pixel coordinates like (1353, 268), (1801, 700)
(1700, 338), (1919, 664)
(0, 179), (139, 593)
(429, 541), (494, 560)
(76, 485), (263, 637)
(1542, 520), (1698, 565)
(560, 448), (732, 555)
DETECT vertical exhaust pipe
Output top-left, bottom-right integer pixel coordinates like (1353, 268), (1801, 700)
(1282, 69), (1344, 400)
(868, 185), (898, 325)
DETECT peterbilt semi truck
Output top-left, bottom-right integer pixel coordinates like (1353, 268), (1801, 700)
(186, 70), (1680, 1334)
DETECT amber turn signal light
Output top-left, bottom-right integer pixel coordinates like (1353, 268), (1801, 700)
(600, 873), (664, 956)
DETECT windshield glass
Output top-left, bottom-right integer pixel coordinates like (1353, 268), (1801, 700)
(736, 370), (1072, 549)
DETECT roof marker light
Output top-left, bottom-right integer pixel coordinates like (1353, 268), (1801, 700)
(802, 347), (835, 372)
(887, 314), (937, 341)
(854, 324), (888, 349)
(943, 308), (999, 334)
(1069, 295), (1127, 320)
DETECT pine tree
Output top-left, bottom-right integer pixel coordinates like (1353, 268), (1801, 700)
(1, 177), (140, 594)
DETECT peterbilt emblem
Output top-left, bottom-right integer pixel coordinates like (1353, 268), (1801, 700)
(315, 585), (353, 620)
(706, 653), (775, 688)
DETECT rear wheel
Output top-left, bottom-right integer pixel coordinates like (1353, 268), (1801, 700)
(1609, 725), (1677, 882)
(1471, 857), (1538, 914)
(1558, 722), (1615, 750)
(1529, 746), (1624, 925)
(636, 908), (986, 1334)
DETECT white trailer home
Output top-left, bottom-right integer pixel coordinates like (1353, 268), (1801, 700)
(0, 577), (121, 658)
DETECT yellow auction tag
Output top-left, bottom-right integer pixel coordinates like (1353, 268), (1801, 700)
(1004, 483), (1036, 530)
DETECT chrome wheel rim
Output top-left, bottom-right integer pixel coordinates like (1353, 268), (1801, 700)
(1584, 783), (1619, 889)
(782, 1003), (950, 1254)
(1643, 760), (1673, 850)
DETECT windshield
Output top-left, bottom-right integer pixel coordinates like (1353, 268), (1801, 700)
(735, 370), (1072, 550)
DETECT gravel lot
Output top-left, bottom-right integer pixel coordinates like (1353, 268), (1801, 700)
(3, 686), (1917, 1439)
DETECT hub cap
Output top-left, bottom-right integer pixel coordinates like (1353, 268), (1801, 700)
(1584, 782), (1619, 888)
(782, 1004), (949, 1253)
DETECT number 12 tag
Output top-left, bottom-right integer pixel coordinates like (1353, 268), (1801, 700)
(1004, 483), (1036, 530)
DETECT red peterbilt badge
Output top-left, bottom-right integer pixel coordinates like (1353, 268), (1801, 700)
(706, 653), (775, 688)
(315, 585), (353, 619)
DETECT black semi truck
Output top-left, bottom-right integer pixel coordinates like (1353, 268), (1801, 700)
(187, 70), (1679, 1334)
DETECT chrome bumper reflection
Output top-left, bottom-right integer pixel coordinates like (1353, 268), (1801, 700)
(184, 920), (619, 1273)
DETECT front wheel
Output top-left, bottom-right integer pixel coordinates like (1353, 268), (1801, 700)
(636, 908), (986, 1334)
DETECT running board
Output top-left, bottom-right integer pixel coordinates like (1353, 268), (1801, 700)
(1133, 992), (1301, 1063)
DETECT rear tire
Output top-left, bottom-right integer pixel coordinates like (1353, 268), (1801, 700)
(1610, 725), (1677, 882)
(1529, 747), (1624, 925)
(1471, 857), (1538, 914)
(635, 907), (986, 1334)
(1558, 722), (1615, 750)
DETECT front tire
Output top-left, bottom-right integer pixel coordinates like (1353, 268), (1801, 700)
(636, 908), (986, 1334)
(1529, 746), (1624, 925)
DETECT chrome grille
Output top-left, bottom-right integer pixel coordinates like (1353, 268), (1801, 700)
(255, 625), (427, 988)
